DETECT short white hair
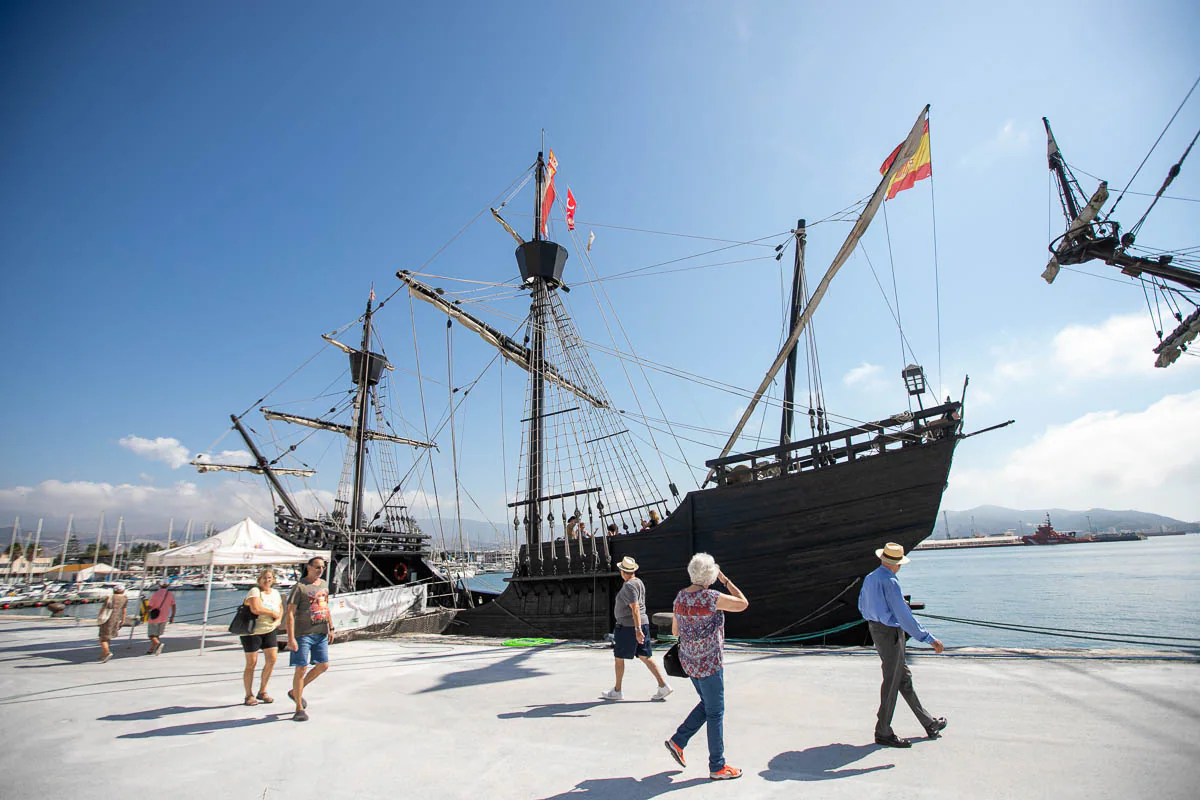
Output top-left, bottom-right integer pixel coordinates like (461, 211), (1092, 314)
(687, 552), (719, 587)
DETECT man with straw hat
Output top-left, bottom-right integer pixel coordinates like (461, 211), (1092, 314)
(858, 542), (948, 748)
(600, 556), (672, 702)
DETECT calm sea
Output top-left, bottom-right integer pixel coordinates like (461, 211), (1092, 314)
(13, 536), (1199, 651)
(900, 533), (1200, 650)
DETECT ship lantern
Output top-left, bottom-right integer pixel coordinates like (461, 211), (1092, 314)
(902, 364), (927, 397)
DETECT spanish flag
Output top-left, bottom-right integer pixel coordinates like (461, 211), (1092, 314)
(879, 119), (932, 200)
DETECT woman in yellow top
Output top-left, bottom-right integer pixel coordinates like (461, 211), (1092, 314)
(240, 568), (283, 705)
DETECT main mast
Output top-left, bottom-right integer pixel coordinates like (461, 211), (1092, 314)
(517, 151), (569, 574)
(779, 219), (807, 448)
(349, 295), (376, 534)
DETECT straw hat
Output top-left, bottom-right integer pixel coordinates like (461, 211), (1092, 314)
(616, 556), (639, 573)
(875, 542), (911, 565)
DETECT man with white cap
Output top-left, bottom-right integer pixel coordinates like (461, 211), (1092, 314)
(601, 556), (672, 701)
(858, 542), (947, 748)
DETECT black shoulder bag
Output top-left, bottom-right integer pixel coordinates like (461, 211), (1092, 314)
(227, 603), (258, 636)
(663, 643), (689, 678)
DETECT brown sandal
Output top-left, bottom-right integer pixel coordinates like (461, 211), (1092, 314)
(244, 695), (259, 706)
(256, 692), (274, 704)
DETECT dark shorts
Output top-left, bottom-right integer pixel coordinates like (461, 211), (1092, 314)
(613, 623), (653, 659)
(240, 630), (279, 653)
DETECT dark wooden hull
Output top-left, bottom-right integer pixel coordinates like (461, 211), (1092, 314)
(448, 436), (958, 643)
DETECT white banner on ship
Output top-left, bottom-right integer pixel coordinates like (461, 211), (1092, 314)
(330, 584), (428, 633)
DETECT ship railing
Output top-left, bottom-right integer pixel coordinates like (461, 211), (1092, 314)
(705, 401), (962, 486)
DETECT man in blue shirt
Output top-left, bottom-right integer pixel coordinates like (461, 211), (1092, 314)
(858, 542), (947, 748)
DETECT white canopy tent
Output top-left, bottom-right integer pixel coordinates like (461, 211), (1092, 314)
(145, 517), (329, 652)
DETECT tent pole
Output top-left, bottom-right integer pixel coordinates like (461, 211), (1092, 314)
(200, 557), (215, 655)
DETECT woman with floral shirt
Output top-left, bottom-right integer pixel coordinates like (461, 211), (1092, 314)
(663, 552), (749, 781)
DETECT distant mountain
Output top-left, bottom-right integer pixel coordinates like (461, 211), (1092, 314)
(936, 505), (1199, 538)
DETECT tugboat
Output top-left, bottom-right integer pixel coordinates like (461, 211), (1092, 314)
(1022, 515), (1094, 545)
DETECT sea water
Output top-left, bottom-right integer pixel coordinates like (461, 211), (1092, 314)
(900, 534), (1200, 650)
(12, 536), (1199, 651)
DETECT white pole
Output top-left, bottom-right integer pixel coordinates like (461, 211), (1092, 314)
(61, 514), (74, 577)
(27, 519), (43, 584)
(184, 518), (193, 547)
(166, 517), (174, 548)
(93, 512), (105, 575)
(7, 517), (17, 580)
(112, 516), (123, 578)
(200, 556), (215, 654)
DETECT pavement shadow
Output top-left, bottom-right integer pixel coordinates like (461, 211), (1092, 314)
(4, 633), (239, 667)
(536, 770), (707, 799)
(100, 704), (241, 722)
(498, 700), (639, 719)
(760, 742), (893, 782)
(116, 712), (289, 738)
(417, 643), (557, 693)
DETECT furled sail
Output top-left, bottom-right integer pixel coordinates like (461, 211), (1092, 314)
(396, 270), (608, 409)
(190, 460), (315, 477)
(705, 105), (933, 485)
(259, 408), (434, 448)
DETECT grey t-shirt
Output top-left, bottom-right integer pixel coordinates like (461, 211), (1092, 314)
(614, 577), (649, 626)
(287, 579), (331, 638)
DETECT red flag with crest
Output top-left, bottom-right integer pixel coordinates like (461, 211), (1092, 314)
(566, 188), (576, 231)
(541, 150), (558, 236)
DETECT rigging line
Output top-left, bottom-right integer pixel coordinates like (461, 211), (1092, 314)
(1067, 163), (1200, 203)
(567, 222), (695, 491)
(404, 271), (521, 289)
(928, 132), (944, 398)
(565, 229), (791, 283)
(408, 293), (447, 552)
(575, 255), (779, 286)
(376, 166), (535, 314)
(506, 209), (788, 247)
(1055, 264), (1156, 288)
(446, 322), (466, 559)
(856, 242), (921, 365)
(881, 203), (909, 410)
(1107, 71), (1200, 220)
(1128, 125), (1200, 238)
(236, 340), (334, 420)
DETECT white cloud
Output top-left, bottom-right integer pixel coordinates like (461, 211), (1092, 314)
(843, 362), (883, 388)
(959, 120), (1032, 169)
(118, 435), (190, 469)
(945, 389), (1200, 521)
(1049, 312), (1184, 379)
(193, 449), (255, 466)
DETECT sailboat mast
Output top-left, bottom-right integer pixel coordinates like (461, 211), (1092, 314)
(230, 414), (304, 520)
(780, 219), (807, 448)
(349, 296), (375, 536)
(526, 152), (547, 560)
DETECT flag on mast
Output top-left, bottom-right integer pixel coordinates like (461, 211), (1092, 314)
(541, 149), (559, 236)
(587, 231), (595, 252)
(565, 188), (577, 231)
(879, 118), (932, 200)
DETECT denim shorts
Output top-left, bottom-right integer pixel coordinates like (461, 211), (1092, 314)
(613, 623), (653, 659)
(289, 633), (329, 667)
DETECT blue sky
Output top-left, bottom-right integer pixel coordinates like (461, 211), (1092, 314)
(2, 1), (1198, 545)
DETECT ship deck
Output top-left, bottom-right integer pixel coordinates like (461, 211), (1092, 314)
(0, 616), (1195, 799)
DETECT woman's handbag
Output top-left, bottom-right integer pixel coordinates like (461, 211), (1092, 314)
(663, 643), (689, 678)
(227, 604), (258, 636)
(96, 600), (112, 627)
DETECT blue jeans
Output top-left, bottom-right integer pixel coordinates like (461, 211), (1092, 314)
(289, 633), (329, 667)
(670, 668), (724, 772)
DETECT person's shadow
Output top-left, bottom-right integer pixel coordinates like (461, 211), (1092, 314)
(760, 742), (894, 781)
(100, 704), (240, 722)
(536, 770), (708, 799)
(116, 713), (289, 738)
(498, 701), (609, 719)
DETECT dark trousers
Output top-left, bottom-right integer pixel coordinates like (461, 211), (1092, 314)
(869, 621), (935, 737)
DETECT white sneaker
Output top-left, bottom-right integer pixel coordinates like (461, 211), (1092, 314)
(599, 689), (623, 701)
(652, 684), (673, 701)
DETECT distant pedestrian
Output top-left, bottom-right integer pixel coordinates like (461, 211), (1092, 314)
(144, 580), (176, 655)
(606, 523), (619, 537)
(858, 542), (947, 748)
(601, 556), (672, 702)
(241, 569), (283, 706)
(566, 515), (581, 540)
(285, 557), (334, 722)
(97, 585), (129, 663)
(664, 553), (748, 781)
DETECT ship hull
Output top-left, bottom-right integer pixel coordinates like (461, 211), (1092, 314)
(448, 436), (958, 643)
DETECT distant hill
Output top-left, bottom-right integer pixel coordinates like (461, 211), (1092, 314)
(936, 506), (1199, 538)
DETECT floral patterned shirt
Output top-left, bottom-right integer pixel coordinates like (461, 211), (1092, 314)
(674, 588), (724, 678)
